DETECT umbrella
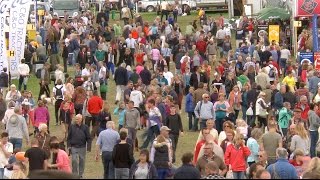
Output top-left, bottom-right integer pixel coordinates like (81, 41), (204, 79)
(257, 8), (290, 20)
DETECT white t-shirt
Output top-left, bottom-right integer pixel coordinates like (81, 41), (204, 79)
(0, 142), (13, 168)
(265, 64), (278, 82)
(99, 66), (107, 79)
(81, 68), (91, 77)
(163, 71), (174, 86)
(280, 49), (291, 59)
(149, 107), (161, 127)
(53, 84), (66, 100)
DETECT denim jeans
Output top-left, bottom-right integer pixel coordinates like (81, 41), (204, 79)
(310, 130), (319, 158)
(107, 62), (115, 75)
(18, 75), (27, 91)
(233, 171), (245, 179)
(9, 138), (22, 150)
(200, 119), (208, 130)
(187, 112), (195, 130)
(141, 125), (160, 149)
(114, 168), (129, 179)
(102, 151), (114, 179)
(157, 168), (169, 179)
(215, 118), (224, 134)
(193, 118), (199, 131)
(0, 168), (4, 179)
(71, 147), (86, 177)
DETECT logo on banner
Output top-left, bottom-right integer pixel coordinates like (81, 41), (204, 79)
(299, 52), (314, 64)
(301, 0), (318, 14)
(314, 52), (320, 70)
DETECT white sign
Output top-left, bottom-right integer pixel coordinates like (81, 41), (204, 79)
(0, 0), (10, 72)
(9, 0), (32, 78)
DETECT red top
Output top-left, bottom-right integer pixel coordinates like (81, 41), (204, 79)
(224, 144), (251, 171)
(135, 53), (145, 65)
(193, 140), (206, 165)
(87, 96), (103, 115)
(295, 103), (310, 121)
(196, 40), (207, 54)
(131, 30), (139, 39)
(289, 159), (303, 167)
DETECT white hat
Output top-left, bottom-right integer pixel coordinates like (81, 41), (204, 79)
(22, 99), (31, 106)
(160, 126), (171, 131)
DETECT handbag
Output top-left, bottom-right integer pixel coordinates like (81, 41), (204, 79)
(226, 170), (233, 179)
(100, 83), (108, 93)
(246, 106), (253, 116)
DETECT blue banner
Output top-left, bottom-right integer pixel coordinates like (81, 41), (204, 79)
(313, 14), (319, 52)
(299, 52), (314, 64)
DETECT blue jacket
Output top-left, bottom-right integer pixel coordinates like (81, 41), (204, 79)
(308, 76), (320, 94)
(185, 93), (194, 113)
(267, 158), (298, 179)
(274, 92), (284, 110)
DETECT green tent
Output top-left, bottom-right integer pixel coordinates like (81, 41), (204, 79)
(257, 7), (290, 20)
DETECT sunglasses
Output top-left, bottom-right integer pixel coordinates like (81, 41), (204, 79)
(204, 97), (210, 98)
(224, 125), (230, 128)
(159, 74), (163, 75)
(258, 155), (263, 157)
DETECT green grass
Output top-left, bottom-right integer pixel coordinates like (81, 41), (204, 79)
(9, 11), (228, 178)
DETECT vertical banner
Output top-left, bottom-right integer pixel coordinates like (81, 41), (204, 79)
(314, 52), (320, 70)
(312, 14), (319, 52)
(0, 0), (9, 72)
(9, 0), (32, 78)
(268, 25), (280, 43)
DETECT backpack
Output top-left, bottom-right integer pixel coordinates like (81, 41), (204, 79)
(36, 69), (42, 79)
(55, 86), (63, 100)
(268, 65), (276, 78)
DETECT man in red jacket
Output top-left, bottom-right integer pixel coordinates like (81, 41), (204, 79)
(87, 90), (103, 139)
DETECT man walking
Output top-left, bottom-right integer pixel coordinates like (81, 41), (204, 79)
(124, 101), (140, 151)
(67, 114), (91, 178)
(194, 93), (215, 130)
(18, 59), (30, 91)
(87, 90), (103, 142)
(114, 63), (128, 104)
(95, 121), (120, 179)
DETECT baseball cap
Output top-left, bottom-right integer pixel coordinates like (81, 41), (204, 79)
(160, 126), (171, 131)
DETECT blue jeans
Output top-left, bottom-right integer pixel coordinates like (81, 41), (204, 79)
(9, 138), (22, 150)
(107, 62), (115, 75)
(102, 151), (114, 179)
(310, 130), (319, 158)
(0, 168), (4, 179)
(187, 112), (195, 130)
(200, 119), (208, 130)
(141, 125), (160, 149)
(157, 168), (169, 179)
(233, 171), (245, 179)
(241, 106), (248, 121)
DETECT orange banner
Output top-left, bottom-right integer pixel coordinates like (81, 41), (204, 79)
(268, 25), (280, 43)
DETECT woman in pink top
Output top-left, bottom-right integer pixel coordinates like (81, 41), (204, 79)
(33, 100), (50, 134)
(136, 63), (144, 74)
(48, 143), (71, 173)
(150, 45), (160, 70)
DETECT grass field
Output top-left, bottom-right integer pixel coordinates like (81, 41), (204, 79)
(8, 11), (228, 178)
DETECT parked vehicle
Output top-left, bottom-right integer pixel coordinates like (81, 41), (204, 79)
(196, 0), (228, 12)
(51, 0), (80, 18)
(138, 0), (196, 13)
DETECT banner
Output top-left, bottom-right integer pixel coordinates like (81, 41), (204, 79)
(299, 52), (314, 64)
(9, 0), (32, 78)
(268, 25), (280, 43)
(296, 0), (320, 17)
(0, 0), (9, 73)
(314, 52), (320, 70)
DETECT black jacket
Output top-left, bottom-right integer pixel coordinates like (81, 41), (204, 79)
(140, 69), (152, 86)
(153, 143), (170, 169)
(247, 88), (260, 107)
(165, 114), (183, 135)
(189, 72), (208, 89)
(173, 164), (201, 179)
(114, 67), (128, 85)
(67, 123), (92, 151)
(0, 72), (9, 88)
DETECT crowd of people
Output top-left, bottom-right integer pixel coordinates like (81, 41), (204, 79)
(0, 0), (320, 179)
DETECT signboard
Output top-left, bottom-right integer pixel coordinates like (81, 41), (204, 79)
(269, 25), (280, 43)
(296, 0), (320, 17)
(27, 24), (36, 31)
(38, 10), (45, 16)
(315, 52), (320, 70)
(299, 52), (314, 64)
(293, 21), (302, 27)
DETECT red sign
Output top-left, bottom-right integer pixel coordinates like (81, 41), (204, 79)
(297, 0), (320, 16)
(314, 52), (320, 70)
